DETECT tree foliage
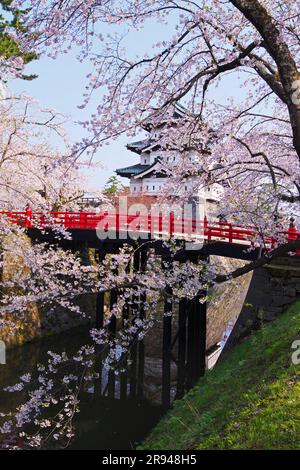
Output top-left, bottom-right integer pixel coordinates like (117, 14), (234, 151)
(103, 175), (124, 195)
(12, 0), (300, 231)
(2, 0), (300, 449)
(0, 0), (37, 80)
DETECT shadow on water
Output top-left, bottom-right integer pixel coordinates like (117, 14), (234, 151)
(70, 396), (162, 450)
(0, 289), (206, 449)
(0, 325), (163, 450)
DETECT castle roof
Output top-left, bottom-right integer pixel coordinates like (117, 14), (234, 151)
(132, 160), (164, 179)
(126, 138), (155, 155)
(126, 104), (191, 154)
(141, 103), (189, 132)
(115, 163), (150, 178)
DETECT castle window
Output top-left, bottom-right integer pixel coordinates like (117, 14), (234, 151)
(153, 186), (155, 191)
(134, 187), (136, 191)
(146, 185), (149, 190)
(185, 186), (188, 191)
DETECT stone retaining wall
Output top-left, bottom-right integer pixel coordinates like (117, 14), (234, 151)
(223, 257), (300, 353)
(0, 237), (96, 349)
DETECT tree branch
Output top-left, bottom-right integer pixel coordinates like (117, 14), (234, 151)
(215, 238), (300, 283)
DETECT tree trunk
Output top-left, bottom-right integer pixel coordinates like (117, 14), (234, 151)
(230, 0), (300, 160)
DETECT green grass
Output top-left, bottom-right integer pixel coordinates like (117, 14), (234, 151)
(140, 300), (300, 450)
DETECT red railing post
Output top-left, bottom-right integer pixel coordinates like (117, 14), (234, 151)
(287, 216), (300, 255)
(182, 213), (185, 236)
(148, 211), (152, 235)
(135, 210), (141, 232)
(64, 212), (70, 229)
(228, 224), (233, 243)
(159, 211), (163, 235)
(116, 212), (119, 233)
(170, 211), (174, 237)
(204, 216), (208, 236)
(103, 211), (109, 232)
(25, 206), (32, 228)
(79, 212), (86, 229)
(192, 216), (196, 234)
(204, 216), (208, 229)
(287, 217), (297, 242)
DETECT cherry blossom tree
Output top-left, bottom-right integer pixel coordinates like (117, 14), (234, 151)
(0, 96), (210, 448)
(2, 0), (300, 448)
(0, 94), (85, 209)
(0, 93), (91, 327)
(11, 1), (300, 232)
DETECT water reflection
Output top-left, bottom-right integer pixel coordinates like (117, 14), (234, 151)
(0, 325), (163, 450)
(0, 293), (204, 450)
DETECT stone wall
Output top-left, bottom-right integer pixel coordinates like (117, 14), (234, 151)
(143, 255), (253, 358)
(0, 237), (96, 349)
(4, 235), (287, 357)
(223, 256), (300, 353)
(1, 296), (96, 350)
(206, 256), (253, 350)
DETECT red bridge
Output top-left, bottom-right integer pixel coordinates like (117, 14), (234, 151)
(1, 208), (299, 407)
(1, 209), (299, 252)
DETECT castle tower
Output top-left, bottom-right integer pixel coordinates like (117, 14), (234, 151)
(116, 104), (224, 218)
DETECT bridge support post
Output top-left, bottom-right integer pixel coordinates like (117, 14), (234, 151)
(108, 264), (118, 399)
(186, 297), (196, 389)
(194, 291), (207, 380)
(137, 245), (147, 400)
(198, 291), (207, 378)
(95, 251), (106, 396)
(186, 291), (207, 389)
(176, 298), (187, 399)
(120, 257), (131, 400)
(96, 252), (106, 329)
(162, 257), (173, 410)
(185, 253), (208, 390)
(129, 249), (140, 399)
(162, 289), (172, 410)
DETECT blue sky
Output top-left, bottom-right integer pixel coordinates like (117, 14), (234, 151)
(10, 50), (134, 191)
(8, 16), (179, 191)
(8, 16), (247, 192)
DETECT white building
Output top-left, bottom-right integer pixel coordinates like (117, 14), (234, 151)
(116, 105), (223, 216)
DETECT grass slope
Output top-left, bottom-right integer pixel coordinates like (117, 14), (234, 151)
(141, 301), (300, 450)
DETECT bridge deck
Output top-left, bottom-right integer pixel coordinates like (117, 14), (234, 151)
(1, 209), (299, 260)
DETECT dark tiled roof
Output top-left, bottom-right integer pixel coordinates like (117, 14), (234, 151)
(126, 138), (157, 154)
(132, 160), (164, 178)
(115, 164), (150, 178)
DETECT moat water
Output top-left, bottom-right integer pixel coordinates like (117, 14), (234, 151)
(0, 326), (164, 450)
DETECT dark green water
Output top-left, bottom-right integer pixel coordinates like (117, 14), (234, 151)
(0, 326), (163, 450)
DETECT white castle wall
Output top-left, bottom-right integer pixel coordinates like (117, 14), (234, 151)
(128, 142), (224, 204)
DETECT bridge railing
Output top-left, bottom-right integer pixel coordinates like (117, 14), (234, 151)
(1, 210), (300, 250)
